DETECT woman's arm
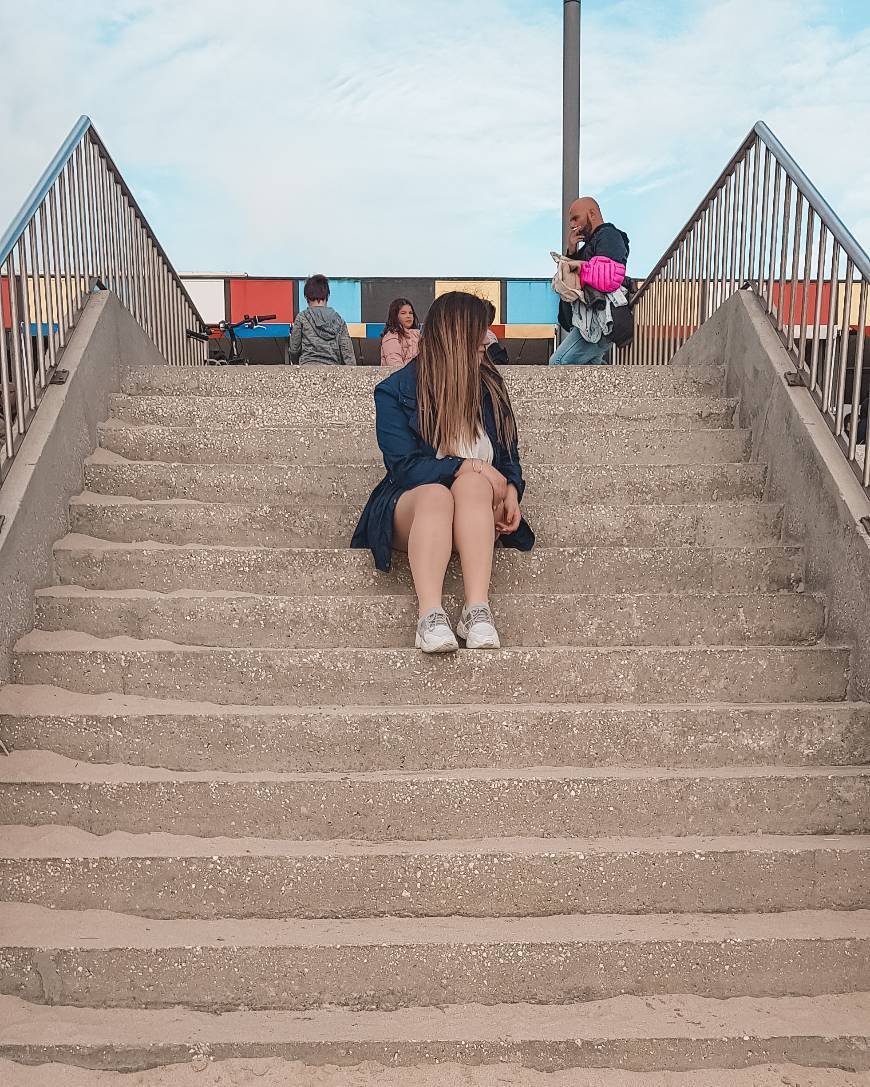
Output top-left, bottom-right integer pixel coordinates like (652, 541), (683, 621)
(375, 382), (463, 489)
(493, 428), (526, 503)
(380, 332), (405, 368)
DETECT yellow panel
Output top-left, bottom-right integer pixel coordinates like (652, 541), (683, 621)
(25, 275), (75, 318)
(435, 280), (501, 322)
(502, 324), (556, 339)
(346, 323), (367, 338)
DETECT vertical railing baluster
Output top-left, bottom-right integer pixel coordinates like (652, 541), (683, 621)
(738, 149), (751, 286)
(58, 169), (76, 329)
(765, 162), (782, 314)
(38, 197), (57, 373)
(809, 226), (828, 392)
(28, 219), (47, 389)
(6, 252), (27, 436)
(776, 177), (792, 333)
(757, 147), (771, 295)
(787, 192), (803, 353)
(728, 167), (740, 298)
(848, 281), (867, 462)
(797, 206), (815, 377)
(0, 258), (14, 458)
(835, 258), (855, 435)
(747, 138), (761, 285)
(88, 140), (107, 286)
(822, 240), (841, 415)
(16, 238), (37, 411)
(69, 148), (86, 311)
(48, 185), (66, 349)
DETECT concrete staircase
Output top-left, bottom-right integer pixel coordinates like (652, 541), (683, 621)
(0, 362), (869, 1082)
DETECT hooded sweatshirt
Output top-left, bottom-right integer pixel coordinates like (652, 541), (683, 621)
(289, 305), (357, 365)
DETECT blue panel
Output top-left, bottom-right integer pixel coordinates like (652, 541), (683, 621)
(296, 279), (361, 323)
(506, 280), (559, 324)
(30, 323), (60, 335)
(366, 323), (385, 338)
(234, 323), (291, 339)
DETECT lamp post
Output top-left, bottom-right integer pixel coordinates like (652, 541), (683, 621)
(562, 0), (581, 249)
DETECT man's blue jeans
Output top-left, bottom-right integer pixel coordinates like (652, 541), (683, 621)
(549, 327), (611, 365)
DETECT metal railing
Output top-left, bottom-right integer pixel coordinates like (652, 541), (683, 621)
(0, 116), (204, 484)
(620, 121), (870, 493)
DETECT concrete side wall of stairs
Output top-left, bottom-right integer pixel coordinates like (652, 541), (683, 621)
(675, 290), (870, 698)
(0, 292), (164, 683)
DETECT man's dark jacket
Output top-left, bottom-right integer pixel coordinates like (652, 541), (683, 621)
(558, 222), (630, 332)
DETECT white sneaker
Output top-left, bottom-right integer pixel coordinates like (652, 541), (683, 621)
(415, 608), (459, 654)
(457, 602), (501, 649)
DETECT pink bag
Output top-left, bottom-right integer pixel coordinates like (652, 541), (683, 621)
(580, 255), (626, 294)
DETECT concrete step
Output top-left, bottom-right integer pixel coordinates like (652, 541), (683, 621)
(2, 755), (866, 838)
(69, 495), (784, 548)
(82, 455), (766, 504)
(120, 362), (727, 398)
(3, 688), (868, 772)
(4, 1060), (869, 1087)
(2, 991), (868, 1073)
(98, 421), (752, 466)
(2, 904), (867, 1010)
(53, 539), (805, 595)
(108, 392), (739, 429)
(1, 828), (867, 916)
(33, 588), (825, 649)
(12, 638), (849, 706)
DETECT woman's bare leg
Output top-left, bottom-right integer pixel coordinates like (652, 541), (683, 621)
(451, 472), (496, 605)
(393, 484), (455, 616)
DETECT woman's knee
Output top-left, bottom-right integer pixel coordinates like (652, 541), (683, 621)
(414, 483), (455, 516)
(451, 471), (493, 503)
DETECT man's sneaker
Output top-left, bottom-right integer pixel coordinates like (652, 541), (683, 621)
(415, 608), (459, 654)
(457, 602), (501, 649)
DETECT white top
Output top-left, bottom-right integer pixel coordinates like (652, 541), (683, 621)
(437, 428), (494, 464)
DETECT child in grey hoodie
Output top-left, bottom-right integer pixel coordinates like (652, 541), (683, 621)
(289, 274), (357, 365)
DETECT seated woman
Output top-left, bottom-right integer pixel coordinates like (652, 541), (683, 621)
(352, 291), (534, 653)
(380, 297), (421, 368)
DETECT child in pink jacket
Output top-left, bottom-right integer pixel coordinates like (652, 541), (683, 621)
(380, 298), (421, 368)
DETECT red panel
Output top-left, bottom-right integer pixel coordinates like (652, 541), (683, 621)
(229, 279), (294, 323)
(771, 281), (832, 325)
(1, 277), (10, 330)
(491, 323), (505, 339)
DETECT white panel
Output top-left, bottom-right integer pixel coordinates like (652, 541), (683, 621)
(182, 278), (226, 324)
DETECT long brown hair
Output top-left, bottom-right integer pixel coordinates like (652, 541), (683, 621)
(382, 297), (419, 339)
(416, 291), (517, 455)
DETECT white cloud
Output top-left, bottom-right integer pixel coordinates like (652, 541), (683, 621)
(0, 0), (868, 277)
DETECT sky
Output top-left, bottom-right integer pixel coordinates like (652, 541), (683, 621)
(1, 0), (869, 278)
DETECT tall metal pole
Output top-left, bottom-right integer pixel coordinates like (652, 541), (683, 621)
(562, 0), (581, 250)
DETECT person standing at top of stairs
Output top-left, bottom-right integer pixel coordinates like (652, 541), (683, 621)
(289, 274), (357, 365)
(352, 291), (535, 653)
(551, 196), (630, 366)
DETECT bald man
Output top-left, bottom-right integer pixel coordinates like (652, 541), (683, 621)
(551, 197), (630, 365)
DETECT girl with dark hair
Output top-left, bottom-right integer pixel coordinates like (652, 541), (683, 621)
(380, 298), (420, 369)
(353, 291), (534, 652)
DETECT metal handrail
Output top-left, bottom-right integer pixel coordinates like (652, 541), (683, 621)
(620, 120), (870, 494)
(0, 115), (205, 485)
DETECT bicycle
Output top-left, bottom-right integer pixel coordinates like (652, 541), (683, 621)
(186, 313), (277, 365)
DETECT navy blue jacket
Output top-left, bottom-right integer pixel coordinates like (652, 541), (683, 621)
(351, 361), (535, 572)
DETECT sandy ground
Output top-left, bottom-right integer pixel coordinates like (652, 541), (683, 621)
(2, 1061), (870, 1086)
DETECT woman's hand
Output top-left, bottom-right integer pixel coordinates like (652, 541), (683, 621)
(483, 465), (509, 507)
(495, 484), (521, 534)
